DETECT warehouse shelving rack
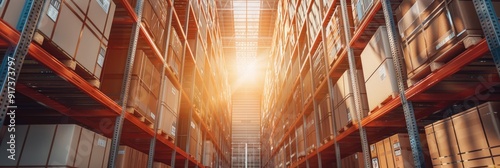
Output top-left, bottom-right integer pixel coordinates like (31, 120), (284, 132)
(0, 0), (232, 167)
(262, 0), (500, 167)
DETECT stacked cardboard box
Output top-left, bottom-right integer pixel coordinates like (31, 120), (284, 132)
(352, 0), (374, 29)
(333, 70), (369, 133)
(168, 27), (183, 77)
(296, 0), (308, 28)
(101, 49), (162, 123)
(425, 102), (500, 167)
(158, 76), (180, 141)
(341, 152), (365, 168)
(203, 141), (215, 167)
(153, 162), (172, 168)
(297, 124), (306, 157)
(0, 124), (111, 167)
(179, 120), (203, 161)
(325, 6), (350, 67)
(142, 0), (168, 54)
(307, 0), (321, 46)
(318, 94), (334, 143)
(312, 43), (327, 88)
(360, 26), (399, 112)
(370, 133), (432, 168)
(31, 0), (116, 83)
(302, 70), (313, 105)
(397, 0), (500, 82)
(115, 145), (148, 167)
(305, 112), (317, 152)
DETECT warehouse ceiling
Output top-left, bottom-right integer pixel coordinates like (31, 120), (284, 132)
(216, 0), (278, 93)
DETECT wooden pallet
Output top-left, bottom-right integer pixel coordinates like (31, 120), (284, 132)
(157, 130), (175, 143)
(126, 107), (154, 128)
(368, 93), (397, 115)
(406, 35), (482, 87)
(33, 31), (100, 88)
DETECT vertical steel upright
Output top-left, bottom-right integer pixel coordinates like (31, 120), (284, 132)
(380, 0), (426, 167)
(0, 0), (42, 129)
(473, 0), (500, 77)
(147, 2), (175, 167)
(338, 0), (371, 167)
(108, 0), (145, 166)
(181, 0), (194, 167)
(319, 1), (343, 167)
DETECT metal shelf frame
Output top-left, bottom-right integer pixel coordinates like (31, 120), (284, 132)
(263, 0), (500, 167)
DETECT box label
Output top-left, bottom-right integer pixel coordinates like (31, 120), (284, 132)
(118, 150), (125, 155)
(96, 0), (110, 14)
(171, 88), (177, 95)
(394, 149), (402, 156)
(370, 144), (375, 151)
(47, 0), (61, 22)
(378, 66), (386, 81)
(372, 158), (379, 168)
(191, 121), (196, 129)
(171, 123), (176, 135)
(97, 138), (106, 147)
(347, 108), (352, 122)
(436, 31), (455, 50)
(355, 153), (358, 159)
(150, 112), (156, 120)
(393, 142), (401, 149)
(97, 47), (106, 67)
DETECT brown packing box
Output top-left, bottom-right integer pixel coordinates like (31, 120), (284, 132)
(390, 134), (414, 168)
(452, 106), (490, 161)
(159, 103), (178, 139)
(375, 141), (389, 168)
(361, 27), (399, 111)
(153, 162), (172, 168)
(101, 49), (160, 122)
(116, 146), (138, 168)
(0, 0), (26, 28)
(296, 125), (306, 157)
(47, 125), (82, 167)
(302, 70), (313, 105)
(305, 113), (317, 150)
(19, 125), (57, 166)
(36, 0), (115, 80)
(342, 152), (363, 168)
(477, 102), (500, 152)
(370, 144), (380, 168)
(0, 125), (29, 166)
(430, 118), (463, 165)
(424, 125), (442, 166)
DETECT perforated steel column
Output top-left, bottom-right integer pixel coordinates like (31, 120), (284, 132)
(338, 0), (371, 167)
(473, 0), (500, 77)
(380, 0), (425, 167)
(108, 0), (145, 167)
(0, 0), (42, 129)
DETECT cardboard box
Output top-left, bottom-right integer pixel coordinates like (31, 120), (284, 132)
(1, 124), (111, 167)
(296, 125), (306, 157)
(35, 0), (115, 80)
(429, 118), (463, 166)
(302, 70), (313, 105)
(360, 27), (399, 111)
(424, 125), (442, 166)
(0, 0), (26, 28)
(399, 0), (500, 77)
(325, 6), (349, 67)
(101, 49), (160, 122)
(116, 145), (147, 168)
(153, 162), (172, 168)
(478, 102), (500, 150)
(452, 107), (490, 161)
(0, 125), (29, 166)
(163, 77), (180, 115)
(341, 152), (365, 168)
